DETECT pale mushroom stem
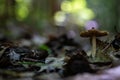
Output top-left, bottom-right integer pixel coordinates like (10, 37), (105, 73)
(92, 36), (96, 58)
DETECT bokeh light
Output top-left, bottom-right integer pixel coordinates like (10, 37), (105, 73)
(54, 0), (95, 27)
(16, 0), (31, 21)
(54, 11), (66, 26)
(61, 0), (87, 13)
(85, 20), (99, 30)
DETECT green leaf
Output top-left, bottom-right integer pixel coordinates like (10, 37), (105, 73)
(39, 44), (52, 54)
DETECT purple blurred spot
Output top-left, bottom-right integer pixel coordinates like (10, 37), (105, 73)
(67, 30), (76, 39)
(85, 20), (99, 30)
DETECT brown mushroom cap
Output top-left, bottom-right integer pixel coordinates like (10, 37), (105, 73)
(80, 27), (109, 37)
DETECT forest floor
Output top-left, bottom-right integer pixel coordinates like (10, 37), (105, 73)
(0, 32), (120, 80)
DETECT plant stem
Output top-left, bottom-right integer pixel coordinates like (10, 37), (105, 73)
(92, 36), (96, 58)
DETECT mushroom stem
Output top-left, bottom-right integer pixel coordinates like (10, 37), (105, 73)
(92, 36), (96, 58)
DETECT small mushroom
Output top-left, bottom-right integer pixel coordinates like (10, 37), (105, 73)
(80, 27), (108, 58)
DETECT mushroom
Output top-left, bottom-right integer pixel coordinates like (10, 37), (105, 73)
(80, 27), (108, 58)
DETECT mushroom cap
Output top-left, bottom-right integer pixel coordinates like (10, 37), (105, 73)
(80, 27), (109, 37)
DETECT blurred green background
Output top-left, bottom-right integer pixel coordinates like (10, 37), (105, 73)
(0, 0), (119, 39)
